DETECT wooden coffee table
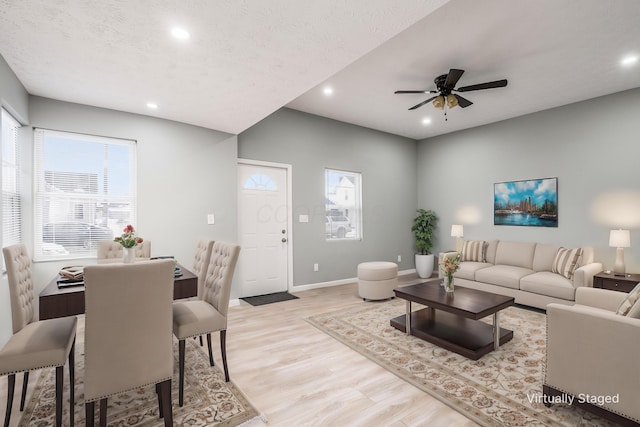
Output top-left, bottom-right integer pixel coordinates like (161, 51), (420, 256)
(390, 282), (515, 360)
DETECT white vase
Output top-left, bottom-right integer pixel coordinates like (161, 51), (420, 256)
(123, 247), (135, 263)
(415, 254), (435, 278)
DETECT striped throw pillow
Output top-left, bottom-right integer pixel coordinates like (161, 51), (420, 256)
(461, 240), (486, 262)
(616, 283), (640, 316)
(551, 247), (583, 280)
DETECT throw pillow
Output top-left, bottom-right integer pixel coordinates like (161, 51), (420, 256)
(616, 282), (640, 316)
(551, 247), (583, 280)
(626, 297), (640, 319)
(461, 240), (486, 263)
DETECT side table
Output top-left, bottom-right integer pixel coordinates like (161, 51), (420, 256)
(593, 271), (640, 293)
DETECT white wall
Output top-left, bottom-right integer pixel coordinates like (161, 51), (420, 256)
(2, 96), (239, 345)
(418, 87), (640, 272)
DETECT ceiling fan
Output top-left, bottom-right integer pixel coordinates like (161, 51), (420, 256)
(394, 69), (507, 113)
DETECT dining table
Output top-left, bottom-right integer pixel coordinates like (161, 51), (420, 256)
(38, 260), (197, 320)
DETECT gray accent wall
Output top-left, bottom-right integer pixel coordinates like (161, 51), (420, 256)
(418, 87), (640, 272)
(239, 108), (418, 287)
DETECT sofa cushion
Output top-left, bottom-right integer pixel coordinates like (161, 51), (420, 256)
(485, 240), (499, 264)
(532, 244), (560, 272)
(455, 261), (492, 281)
(461, 240), (486, 262)
(616, 283), (640, 316)
(520, 272), (575, 301)
(474, 265), (534, 289)
(494, 241), (536, 269)
(551, 247), (583, 280)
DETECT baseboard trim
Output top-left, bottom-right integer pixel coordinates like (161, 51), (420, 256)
(232, 269), (417, 304)
(290, 268), (417, 293)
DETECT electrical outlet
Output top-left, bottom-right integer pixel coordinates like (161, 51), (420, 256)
(313, 263), (319, 272)
(397, 255), (402, 262)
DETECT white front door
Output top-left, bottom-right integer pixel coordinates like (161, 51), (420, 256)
(237, 161), (290, 297)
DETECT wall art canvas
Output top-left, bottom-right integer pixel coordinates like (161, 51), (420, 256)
(494, 177), (558, 227)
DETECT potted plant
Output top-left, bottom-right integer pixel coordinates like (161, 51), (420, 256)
(411, 209), (438, 278)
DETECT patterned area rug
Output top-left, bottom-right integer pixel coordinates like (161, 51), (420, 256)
(18, 318), (262, 426)
(306, 300), (616, 427)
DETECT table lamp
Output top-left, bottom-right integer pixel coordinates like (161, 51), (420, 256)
(609, 229), (630, 276)
(451, 224), (464, 252)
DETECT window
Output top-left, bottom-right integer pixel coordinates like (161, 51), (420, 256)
(1, 109), (22, 269)
(34, 129), (137, 260)
(325, 168), (362, 240)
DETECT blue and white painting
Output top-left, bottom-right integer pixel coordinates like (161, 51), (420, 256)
(494, 178), (558, 227)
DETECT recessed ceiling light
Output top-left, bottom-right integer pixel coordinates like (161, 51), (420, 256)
(422, 117), (432, 126)
(146, 102), (158, 110)
(171, 27), (190, 40)
(621, 55), (638, 66)
(323, 86), (334, 96)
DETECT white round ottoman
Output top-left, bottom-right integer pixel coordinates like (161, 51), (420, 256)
(357, 261), (398, 301)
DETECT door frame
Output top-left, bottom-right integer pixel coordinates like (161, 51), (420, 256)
(237, 158), (294, 294)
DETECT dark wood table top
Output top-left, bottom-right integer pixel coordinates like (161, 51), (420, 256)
(394, 282), (515, 320)
(39, 263), (198, 320)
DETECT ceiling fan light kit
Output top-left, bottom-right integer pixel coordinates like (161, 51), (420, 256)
(395, 68), (508, 120)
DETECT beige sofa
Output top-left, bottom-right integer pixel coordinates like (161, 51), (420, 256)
(446, 240), (603, 310)
(544, 287), (640, 425)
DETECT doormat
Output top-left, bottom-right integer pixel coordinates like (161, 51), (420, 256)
(240, 292), (299, 306)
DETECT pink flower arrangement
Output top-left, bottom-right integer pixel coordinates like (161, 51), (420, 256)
(114, 224), (143, 248)
(441, 253), (461, 283)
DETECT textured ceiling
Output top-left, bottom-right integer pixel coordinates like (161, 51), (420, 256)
(288, 0), (640, 139)
(0, 0), (448, 135)
(1, 0), (639, 140)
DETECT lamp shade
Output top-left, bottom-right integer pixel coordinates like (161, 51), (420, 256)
(451, 224), (464, 238)
(609, 229), (630, 248)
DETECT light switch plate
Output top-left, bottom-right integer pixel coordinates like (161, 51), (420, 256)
(299, 215), (309, 223)
(207, 214), (215, 225)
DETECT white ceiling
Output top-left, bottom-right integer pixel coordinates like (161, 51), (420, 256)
(1, 0), (639, 140)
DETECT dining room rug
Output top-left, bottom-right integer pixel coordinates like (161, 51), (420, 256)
(18, 317), (264, 427)
(240, 291), (299, 306)
(306, 300), (616, 427)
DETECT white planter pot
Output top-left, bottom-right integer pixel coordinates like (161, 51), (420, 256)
(415, 254), (435, 278)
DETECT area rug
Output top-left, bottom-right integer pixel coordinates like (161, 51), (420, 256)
(240, 291), (299, 306)
(306, 300), (616, 427)
(18, 318), (263, 426)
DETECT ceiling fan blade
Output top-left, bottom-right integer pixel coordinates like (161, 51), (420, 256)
(454, 94), (473, 108)
(408, 96), (438, 110)
(394, 90), (438, 94)
(457, 79), (508, 92)
(443, 69), (465, 89)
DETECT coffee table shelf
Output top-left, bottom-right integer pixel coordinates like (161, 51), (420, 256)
(390, 308), (513, 360)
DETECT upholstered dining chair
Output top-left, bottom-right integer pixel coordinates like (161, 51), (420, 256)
(193, 240), (214, 297)
(83, 260), (175, 427)
(1, 244), (77, 427)
(172, 241), (240, 406)
(96, 240), (151, 260)
(192, 240), (214, 346)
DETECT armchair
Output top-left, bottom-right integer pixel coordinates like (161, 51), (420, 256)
(544, 287), (640, 425)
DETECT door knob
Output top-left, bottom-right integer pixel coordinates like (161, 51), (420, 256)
(282, 238), (287, 243)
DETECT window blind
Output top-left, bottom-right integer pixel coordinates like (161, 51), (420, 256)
(33, 128), (137, 260)
(1, 109), (22, 269)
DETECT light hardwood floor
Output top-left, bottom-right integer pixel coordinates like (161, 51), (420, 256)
(226, 277), (478, 427)
(1, 275), (478, 426)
